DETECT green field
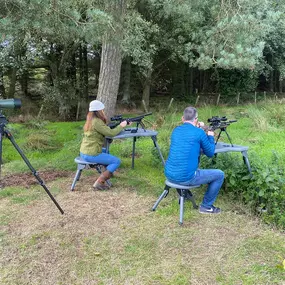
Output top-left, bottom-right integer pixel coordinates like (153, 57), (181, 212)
(0, 102), (284, 285)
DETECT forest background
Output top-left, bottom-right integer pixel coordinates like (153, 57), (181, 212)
(1, 0), (285, 119)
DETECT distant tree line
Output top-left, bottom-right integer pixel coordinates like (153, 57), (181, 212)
(0, 0), (285, 118)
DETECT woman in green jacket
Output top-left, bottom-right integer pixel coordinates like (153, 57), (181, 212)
(80, 100), (128, 190)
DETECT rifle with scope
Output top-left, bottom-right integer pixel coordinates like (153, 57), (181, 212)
(108, 112), (152, 133)
(207, 116), (237, 131)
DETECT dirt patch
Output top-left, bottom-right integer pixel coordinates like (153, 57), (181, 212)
(0, 170), (73, 188)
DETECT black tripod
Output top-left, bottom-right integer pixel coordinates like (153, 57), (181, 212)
(0, 113), (64, 214)
(215, 127), (234, 146)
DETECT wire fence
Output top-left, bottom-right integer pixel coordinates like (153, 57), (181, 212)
(192, 91), (285, 106)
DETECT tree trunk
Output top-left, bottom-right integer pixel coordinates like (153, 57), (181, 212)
(97, 40), (122, 120)
(279, 75), (283, 93)
(82, 44), (89, 99)
(80, 43), (89, 99)
(8, 68), (17, 98)
(189, 67), (193, 95)
(66, 52), (76, 88)
(142, 69), (152, 109)
(79, 44), (83, 98)
(121, 56), (131, 104)
(171, 60), (185, 97)
(20, 70), (29, 97)
(0, 70), (6, 98)
(269, 53), (274, 92)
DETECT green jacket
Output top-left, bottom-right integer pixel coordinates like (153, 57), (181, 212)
(80, 118), (124, 156)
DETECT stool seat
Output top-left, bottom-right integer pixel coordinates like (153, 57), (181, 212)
(71, 156), (111, 191)
(165, 180), (200, 190)
(74, 157), (97, 165)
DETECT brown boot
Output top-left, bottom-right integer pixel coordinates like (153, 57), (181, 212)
(93, 170), (112, 190)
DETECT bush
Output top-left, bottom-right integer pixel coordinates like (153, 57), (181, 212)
(200, 152), (285, 228)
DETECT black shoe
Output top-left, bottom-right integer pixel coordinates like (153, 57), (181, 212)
(199, 205), (221, 214)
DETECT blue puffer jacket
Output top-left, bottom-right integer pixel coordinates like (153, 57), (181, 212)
(164, 123), (215, 183)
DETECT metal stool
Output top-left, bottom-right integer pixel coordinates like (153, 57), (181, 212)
(71, 156), (111, 191)
(152, 180), (200, 225)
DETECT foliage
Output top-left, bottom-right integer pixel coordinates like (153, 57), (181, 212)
(200, 152), (285, 229)
(213, 69), (259, 95)
(1, 104), (285, 284)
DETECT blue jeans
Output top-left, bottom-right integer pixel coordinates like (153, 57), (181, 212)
(80, 152), (121, 173)
(178, 169), (224, 208)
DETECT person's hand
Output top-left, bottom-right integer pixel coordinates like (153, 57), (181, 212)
(120, 120), (128, 127)
(197, 121), (205, 128)
(207, 130), (214, 136)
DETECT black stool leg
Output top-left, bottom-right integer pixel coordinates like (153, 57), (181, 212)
(187, 190), (199, 209)
(71, 164), (85, 191)
(177, 189), (198, 210)
(152, 185), (170, 211)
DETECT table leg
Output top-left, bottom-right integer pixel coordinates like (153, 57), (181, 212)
(132, 137), (136, 169)
(151, 135), (165, 166)
(242, 150), (252, 176)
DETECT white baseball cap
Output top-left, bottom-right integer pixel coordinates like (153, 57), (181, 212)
(89, 100), (105, 111)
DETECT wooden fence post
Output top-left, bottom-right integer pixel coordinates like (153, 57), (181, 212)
(37, 105), (44, 119)
(167, 98), (174, 111)
(254, 91), (257, 104)
(264, 91), (266, 101)
(216, 94), (220, 106)
(236, 93), (240, 105)
(76, 101), (81, 121)
(195, 95), (200, 106)
(142, 100), (148, 113)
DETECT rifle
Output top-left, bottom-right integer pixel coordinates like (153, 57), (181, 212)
(207, 116), (237, 145)
(207, 116), (237, 131)
(108, 112), (152, 133)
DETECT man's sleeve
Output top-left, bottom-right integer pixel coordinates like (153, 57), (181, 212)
(200, 131), (215, 157)
(93, 119), (124, 137)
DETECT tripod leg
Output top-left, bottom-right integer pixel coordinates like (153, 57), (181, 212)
(224, 129), (234, 146)
(215, 130), (222, 144)
(4, 130), (64, 214)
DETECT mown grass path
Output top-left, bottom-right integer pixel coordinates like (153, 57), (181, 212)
(1, 103), (285, 284)
(0, 173), (284, 285)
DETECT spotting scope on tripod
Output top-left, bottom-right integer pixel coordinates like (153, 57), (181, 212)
(0, 99), (64, 214)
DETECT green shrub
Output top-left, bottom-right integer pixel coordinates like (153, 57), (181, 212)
(200, 152), (285, 228)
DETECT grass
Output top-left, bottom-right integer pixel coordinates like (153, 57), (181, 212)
(0, 102), (285, 284)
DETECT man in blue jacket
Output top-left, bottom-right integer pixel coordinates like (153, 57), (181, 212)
(164, 106), (224, 214)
